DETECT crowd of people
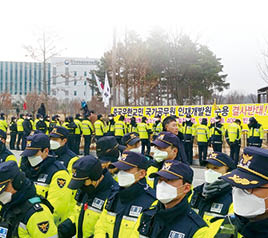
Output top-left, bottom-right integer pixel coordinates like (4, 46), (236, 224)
(0, 106), (266, 237)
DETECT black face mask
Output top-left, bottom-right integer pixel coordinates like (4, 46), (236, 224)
(80, 184), (96, 196)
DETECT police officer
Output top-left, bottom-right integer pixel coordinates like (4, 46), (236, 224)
(94, 151), (156, 238)
(33, 113), (41, 131)
(0, 161), (58, 237)
(66, 116), (77, 153)
(137, 116), (151, 155)
(0, 113), (8, 132)
(209, 147), (268, 237)
(131, 160), (208, 238)
(114, 115), (127, 144)
(152, 115), (163, 140)
(247, 117), (264, 147)
(49, 115), (61, 133)
(96, 136), (123, 176)
(49, 126), (79, 174)
(22, 114), (33, 150)
(122, 132), (141, 153)
(106, 114), (115, 136)
(81, 113), (94, 156)
(73, 114), (82, 155)
(9, 116), (17, 150)
(225, 119), (242, 165)
(16, 114), (24, 150)
(0, 130), (17, 163)
(196, 118), (210, 166)
(36, 115), (48, 134)
(148, 132), (188, 188)
(94, 114), (105, 141)
(182, 114), (195, 165)
(209, 115), (224, 152)
(20, 133), (73, 225)
(58, 155), (119, 238)
(190, 152), (235, 225)
(128, 117), (138, 133)
(162, 116), (188, 163)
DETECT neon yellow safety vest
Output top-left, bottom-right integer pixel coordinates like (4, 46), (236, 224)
(94, 120), (105, 136)
(81, 120), (94, 135)
(17, 118), (24, 132)
(196, 125), (210, 142)
(114, 121), (126, 136)
(226, 123), (241, 142)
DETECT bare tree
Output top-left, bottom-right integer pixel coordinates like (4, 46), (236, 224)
(0, 93), (12, 114)
(23, 30), (63, 103)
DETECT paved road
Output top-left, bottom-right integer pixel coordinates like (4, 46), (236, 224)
(11, 150), (205, 187)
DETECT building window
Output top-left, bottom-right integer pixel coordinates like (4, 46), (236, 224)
(74, 91), (77, 96)
(74, 80), (77, 86)
(10, 63), (13, 94)
(74, 71), (77, 76)
(29, 63), (32, 92)
(53, 67), (57, 85)
(65, 91), (69, 96)
(65, 67), (69, 86)
(84, 81), (86, 85)
(84, 71), (87, 76)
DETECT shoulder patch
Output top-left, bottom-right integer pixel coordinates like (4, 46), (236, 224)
(168, 230), (185, 238)
(129, 205), (143, 217)
(188, 208), (207, 228)
(57, 178), (66, 188)
(37, 221), (49, 234)
(92, 198), (105, 210)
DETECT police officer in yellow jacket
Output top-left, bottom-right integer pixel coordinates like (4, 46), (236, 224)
(16, 114), (24, 150)
(114, 115), (127, 144)
(0, 113), (8, 132)
(81, 113), (94, 155)
(49, 126), (79, 175)
(209, 147), (268, 238)
(106, 114), (116, 136)
(209, 115), (225, 152)
(182, 114), (195, 165)
(58, 155), (119, 238)
(0, 161), (58, 237)
(152, 115), (163, 140)
(196, 118), (210, 166)
(0, 130), (17, 164)
(247, 117), (264, 147)
(94, 114), (105, 141)
(20, 133), (73, 226)
(225, 119), (242, 165)
(190, 152), (235, 225)
(74, 114), (83, 155)
(128, 117), (138, 133)
(137, 116), (152, 155)
(131, 160), (208, 238)
(94, 151), (156, 238)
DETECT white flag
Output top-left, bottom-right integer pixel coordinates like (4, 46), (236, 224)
(94, 73), (104, 95)
(103, 73), (111, 107)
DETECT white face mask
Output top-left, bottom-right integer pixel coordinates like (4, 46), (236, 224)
(28, 155), (43, 167)
(204, 169), (222, 184)
(50, 140), (61, 150)
(232, 187), (268, 218)
(156, 181), (178, 204)
(0, 191), (12, 205)
(130, 146), (142, 153)
(153, 148), (168, 162)
(186, 118), (191, 121)
(117, 170), (136, 187)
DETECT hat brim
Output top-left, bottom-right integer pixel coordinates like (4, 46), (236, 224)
(204, 159), (225, 167)
(151, 140), (169, 149)
(109, 161), (134, 171)
(68, 179), (85, 190)
(128, 138), (140, 146)
(21, 149), (39, 157)
(149, 170), (182, 180)
(221, 167), (268, 189)
(49, 133), (62, 138)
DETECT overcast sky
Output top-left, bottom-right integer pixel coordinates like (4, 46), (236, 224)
(1, 0), (268, 94)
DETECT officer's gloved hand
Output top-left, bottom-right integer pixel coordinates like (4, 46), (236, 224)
(246, 139), (249, 147)
(58, 218), (76, 238)
(260, 139), (263, 147)
(226, 139), (230, 146)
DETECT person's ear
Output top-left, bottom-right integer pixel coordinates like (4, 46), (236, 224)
(137, 169), (146, 180)
(182, 183), (191, 194)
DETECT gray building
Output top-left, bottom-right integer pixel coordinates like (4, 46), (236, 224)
(0, 61), (51, 98)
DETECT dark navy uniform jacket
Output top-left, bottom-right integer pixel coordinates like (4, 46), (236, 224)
(138, 196), (207, 238)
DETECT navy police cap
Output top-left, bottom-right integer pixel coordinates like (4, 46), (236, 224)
(150, 160), (193, 184)
(109, 151), (149, 170)
(221, 147), (268, 189)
